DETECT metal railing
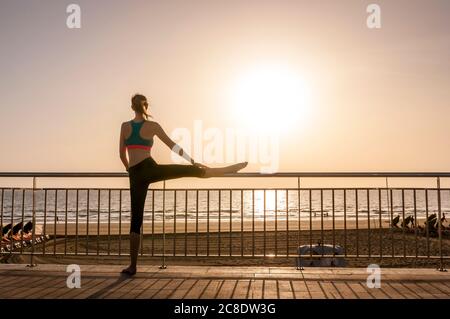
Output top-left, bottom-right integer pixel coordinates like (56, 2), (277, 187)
(0, 172), (449, 270)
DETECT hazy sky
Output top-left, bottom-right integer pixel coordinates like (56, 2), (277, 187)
(1, 0), (449, 188)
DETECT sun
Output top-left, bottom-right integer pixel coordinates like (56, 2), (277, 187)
(230, 64), (312, 133)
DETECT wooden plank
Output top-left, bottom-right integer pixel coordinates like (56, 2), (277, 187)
(263, 280), (278, 299)
(232, 280), (251, 299)
(2, 275), (39, 289)
(291, 280), (311, 299)
(55, 277), (99, 299)
(347, 282), (373, 299)
(117, 278), (156, 298)
(402, 283), (433, 299)
(215, 280), (237, 299)
(248, 280), (264, 299)
(277, 280), (294, 299)
(429, 282), (450, 295)
(319, 281), (340, 299)
(183, 279), (210, 299)
(388, 283), (418, 299)
(132, 279), (171, 299)
(0, 275), (20, 287)
(151, 278), (185, 299)
(167, 279), (197, 299)
(6, 276), (51, 298)
(99, 277), (142, 299)
(103, 277), (147, 298)
(74, 278), (120, 299)
(379, 282), (407, 299)
(31, 276), (68, 299)
(4, 287), (31, 299)
(80, 278), (128, 299)
(119, 289), (145, 299)
(415, 282), (448, 299)
(1, 275), (33, 288)
(200, 280), (222, 299)
(332, 282), (358, 299)
(107, 277), (157, 299)
(305, 281), (326, 299)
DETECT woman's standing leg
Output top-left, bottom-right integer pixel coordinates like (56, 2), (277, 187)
(122, 173), (150, 275)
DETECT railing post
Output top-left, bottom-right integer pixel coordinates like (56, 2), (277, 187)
(27, 176), (37, 267)
(436, 177), (446, 272)
(159, 180), (167, 269)
(386, 176), (394, 260)
(296, 176), (303, 270)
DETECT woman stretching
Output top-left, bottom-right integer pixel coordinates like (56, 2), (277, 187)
(119, 94), (248, 275)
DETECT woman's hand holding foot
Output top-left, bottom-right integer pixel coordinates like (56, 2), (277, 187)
(193, 162), (209, 170)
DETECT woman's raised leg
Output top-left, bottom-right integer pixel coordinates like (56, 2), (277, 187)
(149, 161), (248, 182)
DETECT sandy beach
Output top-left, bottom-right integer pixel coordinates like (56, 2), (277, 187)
(36, 217), (429, 236)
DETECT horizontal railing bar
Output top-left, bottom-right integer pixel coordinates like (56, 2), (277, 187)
(1, 187), (450, 191)
(2, 172), (450, 178)
(7, 252), (450, 259)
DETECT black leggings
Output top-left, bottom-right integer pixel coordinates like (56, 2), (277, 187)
(128, 157), (206, 234)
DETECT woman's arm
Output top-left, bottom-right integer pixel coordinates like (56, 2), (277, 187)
(119, 123), (129, 171)
(155, 122), (196, 164)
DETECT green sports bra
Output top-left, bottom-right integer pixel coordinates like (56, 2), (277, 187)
(124, 120), (153, 150)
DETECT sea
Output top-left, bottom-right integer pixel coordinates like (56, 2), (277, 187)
(1, 188), (449, 224)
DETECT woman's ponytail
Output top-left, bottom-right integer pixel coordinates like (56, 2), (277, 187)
(131, 94), (152, 119)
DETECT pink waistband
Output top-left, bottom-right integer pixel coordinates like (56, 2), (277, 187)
(126, 145), (152, 150)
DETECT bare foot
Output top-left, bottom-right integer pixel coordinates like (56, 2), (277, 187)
(201, 161), (248, 177)
(227, 161), (248, 173)
(121, 265), (136, 276)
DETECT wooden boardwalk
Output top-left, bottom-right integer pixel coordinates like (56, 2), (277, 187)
(0, 264), (449, 299)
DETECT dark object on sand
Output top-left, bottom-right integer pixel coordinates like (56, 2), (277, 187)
(424, 214), (437, 234)
(392, 215), (400, 228)
(401, 215), (415, 230)
(296, 242), (346, 267)
(12, 222), (24, 235)
(2, 223), (12, 236)
(23, 221), (33, 234)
